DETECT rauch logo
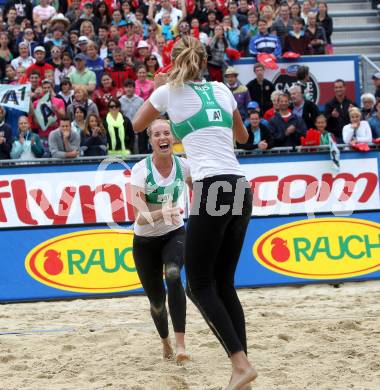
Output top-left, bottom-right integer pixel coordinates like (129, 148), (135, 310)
(25, 229), (141, 293)
(253, 218), (380, 279)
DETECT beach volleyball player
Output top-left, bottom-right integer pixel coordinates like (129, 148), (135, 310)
(131, 119), (191, 362)
(133, 37), (256, 389)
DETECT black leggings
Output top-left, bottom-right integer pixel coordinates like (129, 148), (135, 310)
(185, 175), (252, 357)
(133, 227), (186, 339)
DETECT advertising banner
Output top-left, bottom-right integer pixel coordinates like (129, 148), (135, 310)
(233, 55), (360, 106)
(0, 150), (379, 302)
(0, 151), (378, 229)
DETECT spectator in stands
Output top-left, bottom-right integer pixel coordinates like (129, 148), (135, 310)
(28, 70), (42, 100)
(98, 25), (109, 60)
(106, 47), (136, 89)
(360, 93), (376, 120)
(4, 0), (33, 25)
(33, 0), (56, 28)
(246, 63), (275, 116)
(135, 41), (151, 63)
(264, 90), (284, 121)
(228, 1), (246, 29)
(48, 46), (63, 69)
(0, 106), (12, 160)
(11, 42), (35, 70)
(73, 2), (100, 33)
(283, 17), (311, 55)
(10, 116), (44, 160)
(369, 100), (380, 138)
(119, 78), (147, 154)
(54, 52), (75, 90)
(67, 30), (81, 58)
(86, 41), (104, 88)
(342, 107), (372, 145)
(135, 65), (155, 101)
(93, 73), (122, 118)
(221, 15), (240, 49)
(80, 114), (108, 156)
(32, 79), (66, 140)
(57, 78), (74, 108)
(144, 54), (160, 79)
(95, 1), (111, 26)
(372, 72), (380, 100)
(317, 2), (333, 54)
(240, 10), (259, 55)
(224, 66), (251, 121)
(249, 19), (282, 59)
(268, 93), (307, 147)
(104, 98), (134, 155)
(271, 3), (293, 48)
(296, 65), (313, 101)
(289, 85), (319, 129)
(201, 9), (218, 37)
(325, 79), (355, 143)
(301, 1), (311, 24)
(199, 0), (224, 24)
(236, 111), (273, 151)
(48, 116), (80, 158)
(67, 85), (99, 120)
(120, 79), (144, 122)
(0, 32), (13, 63)
(305, 12), (326, 55)
(261, 5), (275, 30)
(314, 114), (336, 145)
(69, 53), (97, 93)
(154, 0), (183, 25)
(26, 46), (54, 79)
(71, 106), (87, 134)
(206, 24), (228, 81)
(290, 3), (302, 22)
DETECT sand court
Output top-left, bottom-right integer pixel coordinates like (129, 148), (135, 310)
(1, 280), (379, 390)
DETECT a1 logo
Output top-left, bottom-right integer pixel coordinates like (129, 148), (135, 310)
(206, 109), (222, 122)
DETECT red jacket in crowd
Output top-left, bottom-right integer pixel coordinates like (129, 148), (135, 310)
(106, 63), (136, 89)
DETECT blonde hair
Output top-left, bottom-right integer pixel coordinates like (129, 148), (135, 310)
(74, 85), (88, 99)
(348, 107), (361, 118)
(80, 21), (95, 38)
(167, 36), (207, 88)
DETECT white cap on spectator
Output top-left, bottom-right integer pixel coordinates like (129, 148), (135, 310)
(34, 46), (46, 53)
(18, 41), (28, 48)
(137, 41), (149, 49)
(78, 36), (89, 45)
(372, 72), (380, 80)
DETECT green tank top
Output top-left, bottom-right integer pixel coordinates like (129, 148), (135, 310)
(170, 82), (233, 140)
(145, 155), (184, 204)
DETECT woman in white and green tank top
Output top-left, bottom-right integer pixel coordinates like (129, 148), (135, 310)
(131, 119), (191, 362)
(133, 37), (257, 390)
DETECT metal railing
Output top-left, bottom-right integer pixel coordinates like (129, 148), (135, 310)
(360, 55), (380, 95)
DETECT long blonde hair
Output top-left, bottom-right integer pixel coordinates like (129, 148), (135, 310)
(167, 36), (207, 88)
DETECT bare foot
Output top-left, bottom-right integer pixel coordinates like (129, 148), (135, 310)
(162, 338), (173, 360)
(175, 347), (190, 363)
(226, 366), (258, 390)
(174, 332), (189, 362)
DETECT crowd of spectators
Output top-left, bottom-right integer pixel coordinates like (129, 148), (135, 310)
(0, 0), (378, 161)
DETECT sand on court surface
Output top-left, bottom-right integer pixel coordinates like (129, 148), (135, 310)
(1, 280), (380, 390)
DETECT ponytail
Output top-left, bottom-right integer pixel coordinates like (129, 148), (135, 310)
(167, 36), (206, 88)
